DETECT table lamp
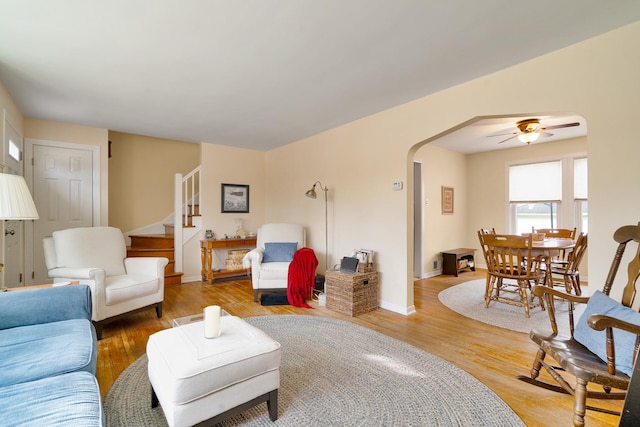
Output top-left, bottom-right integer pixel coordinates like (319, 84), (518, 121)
(0, 173), (39, 290)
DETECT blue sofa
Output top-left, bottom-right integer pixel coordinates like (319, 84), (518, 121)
(0, 285), (104, 426)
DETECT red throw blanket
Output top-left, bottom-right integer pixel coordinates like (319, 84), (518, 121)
(287, 248), (318, 308)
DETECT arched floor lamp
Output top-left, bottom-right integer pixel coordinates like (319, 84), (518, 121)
(305, 181), (328, 271)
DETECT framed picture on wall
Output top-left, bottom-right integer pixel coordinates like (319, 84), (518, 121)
(221, 183), (250, 213)
(442, 186), (454, 214)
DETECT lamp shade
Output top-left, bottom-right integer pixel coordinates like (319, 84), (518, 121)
(0, 173), (39, 220)
(517, 132), (540, 144)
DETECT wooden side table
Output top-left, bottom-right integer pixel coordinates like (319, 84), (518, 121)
(441, 248), (476, 277)
(325, 269), (379, 316)
(200, 237), (257, 284)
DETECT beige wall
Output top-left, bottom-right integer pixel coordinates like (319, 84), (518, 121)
(197, 143), (266, 274)
(108, 131), (200, 233)
(414, 144), (467, 277)
(24, 118), (109, 225)
(262, 21), (640, 311)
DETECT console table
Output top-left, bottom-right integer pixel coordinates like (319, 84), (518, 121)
(200, 237), (257, 284)
(441, 248), (476, 277)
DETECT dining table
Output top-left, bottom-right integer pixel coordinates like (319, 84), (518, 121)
(532, 237), (576, 287)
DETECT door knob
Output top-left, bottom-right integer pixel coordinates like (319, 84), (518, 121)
(4, 229), (15, 236)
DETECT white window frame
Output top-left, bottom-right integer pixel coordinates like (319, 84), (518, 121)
(506, 154), (587, 234)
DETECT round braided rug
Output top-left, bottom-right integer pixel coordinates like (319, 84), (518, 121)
(105, 315), (523, 426)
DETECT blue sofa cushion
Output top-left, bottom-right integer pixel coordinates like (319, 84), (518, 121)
(262, 242), (298, 263)
(574, 290), (640, 376)
(0, 371), (103, 427)
(0, 319), (97, 387)
(0, 285), (92, 329)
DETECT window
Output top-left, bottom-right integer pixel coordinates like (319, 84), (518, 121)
(508, 157), (587, 234)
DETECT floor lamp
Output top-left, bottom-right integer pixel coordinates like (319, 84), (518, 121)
(0, 173), (40, 290)
(305, 181), (328, 271)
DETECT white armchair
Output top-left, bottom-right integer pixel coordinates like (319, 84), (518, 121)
(43, 226), (168, 339)
(242, 223), (305, 301)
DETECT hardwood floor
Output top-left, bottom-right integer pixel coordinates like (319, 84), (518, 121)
(97, 270), (622, 426)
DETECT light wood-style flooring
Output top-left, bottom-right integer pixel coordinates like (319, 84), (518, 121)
(97, 270), (622, 426)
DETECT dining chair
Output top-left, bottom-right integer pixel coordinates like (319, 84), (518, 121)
(533, 227), (577, 239)
(534, 227), (577, 264)
(482, 233), (547, 317)
(550, 232), (587, 296)
(477, 229), (498, 304)
(518, 224), (640, 427)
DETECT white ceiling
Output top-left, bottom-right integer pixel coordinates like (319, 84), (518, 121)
(0, 1), (638, 151)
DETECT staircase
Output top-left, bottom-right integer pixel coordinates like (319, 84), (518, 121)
(127, 234), (183, 286)
(126, 167), (202, 286)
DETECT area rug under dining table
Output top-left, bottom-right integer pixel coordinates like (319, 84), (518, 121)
(438, 279), (585, 335)
(104, 315), (524, 426)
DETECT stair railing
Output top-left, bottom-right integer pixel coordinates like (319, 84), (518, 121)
(174, 166), (201, 273)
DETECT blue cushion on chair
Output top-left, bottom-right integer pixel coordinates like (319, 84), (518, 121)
(262, 242), (298, 263)
(574, 290), (640, 376)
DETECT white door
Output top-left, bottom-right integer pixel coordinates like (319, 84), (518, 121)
(31, 144), (94, 284)
(2, 115), (25, 288)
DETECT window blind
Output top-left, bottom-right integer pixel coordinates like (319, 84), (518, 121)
(509, 161), (562, 202)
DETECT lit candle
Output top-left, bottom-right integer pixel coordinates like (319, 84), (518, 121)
(203, 305), (221, 338)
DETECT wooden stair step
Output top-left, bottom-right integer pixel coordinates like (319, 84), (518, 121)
(128, 233), (182, 286)
(127, 248), (175, 259)
(165, 272), (183, 286)
(129, 234), (174, 250)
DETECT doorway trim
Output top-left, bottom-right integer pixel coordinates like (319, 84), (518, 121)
(24, 138), (101, 285)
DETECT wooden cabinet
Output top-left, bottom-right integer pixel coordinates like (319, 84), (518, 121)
(441, 248), (476, 277)
(200, 238), (257, 283)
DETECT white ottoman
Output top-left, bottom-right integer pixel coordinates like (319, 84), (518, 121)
(147, 315), (281, 427)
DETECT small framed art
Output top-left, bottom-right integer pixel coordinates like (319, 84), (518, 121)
(221, 183), (249, 213)
(442, 186), (454, 214)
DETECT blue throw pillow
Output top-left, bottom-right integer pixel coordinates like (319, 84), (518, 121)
(262, 242), (298, 263)
(574, 290), (640, 376)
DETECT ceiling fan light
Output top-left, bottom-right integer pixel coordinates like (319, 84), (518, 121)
(517, 132), (540, 144)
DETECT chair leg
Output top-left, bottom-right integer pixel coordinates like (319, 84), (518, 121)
(573, 378), (588, 427)
(530, 348), (546, 379)
(267, 389), (278, 421)
(155, 302), (163, 318)
(254, 289), (259, 302)
(93, 321), (104, 340)
(518, 281), (531, 318)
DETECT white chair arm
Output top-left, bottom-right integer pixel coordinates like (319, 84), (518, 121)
(47, 267), (103, 280)
(243, 249), (264, 269)
(124, 257), (169, 278)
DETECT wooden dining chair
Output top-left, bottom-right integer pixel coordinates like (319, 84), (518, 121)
(482, 233), (547, 317)
(477, 229), (498, 304)
(534, 227), (577, 264)
(533, 227), (577, 239)
(550, 232), (587, 296)
(518, 223), (640, 427)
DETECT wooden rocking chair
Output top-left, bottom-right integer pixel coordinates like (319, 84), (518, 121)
(517, 223), (640, 426)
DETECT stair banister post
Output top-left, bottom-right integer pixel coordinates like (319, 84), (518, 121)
(174, 173), (183, 274)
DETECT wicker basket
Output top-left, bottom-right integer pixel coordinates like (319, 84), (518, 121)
(325, 270), (379, 316)
(228, 249), (249, 260)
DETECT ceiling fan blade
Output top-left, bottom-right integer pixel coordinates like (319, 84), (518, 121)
(497, 135), (518, 144)
(540, 131), (554, 138)
(487, 131), (517, 138)
(540, 122), (580, 131)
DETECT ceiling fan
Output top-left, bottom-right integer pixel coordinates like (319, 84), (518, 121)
(490, 118), (580, 144)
